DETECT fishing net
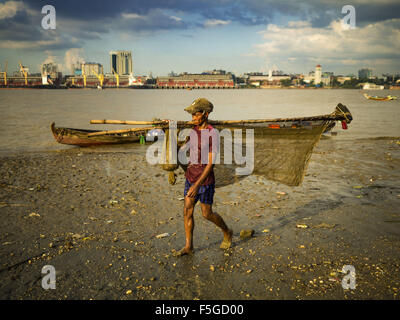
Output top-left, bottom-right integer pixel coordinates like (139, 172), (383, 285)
(250, 124), (328, 186)
(213, 122), (329, 187)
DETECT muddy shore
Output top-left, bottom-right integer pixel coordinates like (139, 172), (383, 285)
(0, 136), (399, 300)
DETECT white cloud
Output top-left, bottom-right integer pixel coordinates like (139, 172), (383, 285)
(0, 0), (23, 20)
(170, 16), (182, 22)
(287, 21), (310, 28)
(63, 48), (85, 73)
(252, 18), (400, 73)
(0, 39), (61, 49)
(42, 51), (57, 65)
(122, 13), (146, 19)
(29, 48), (85, 74)
(40, 51), (63, 73)
(204, 19), (231, 27)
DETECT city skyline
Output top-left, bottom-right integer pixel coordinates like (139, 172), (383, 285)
(0, 0), (399, 76)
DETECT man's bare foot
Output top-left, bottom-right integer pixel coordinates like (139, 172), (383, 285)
(220, 229), (233, 250)
(174, 247), (194, 257)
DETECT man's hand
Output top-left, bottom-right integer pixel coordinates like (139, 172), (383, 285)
(186, 184), (200, 198)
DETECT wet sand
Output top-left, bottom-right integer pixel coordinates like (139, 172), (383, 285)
(0, 136), (399, 300)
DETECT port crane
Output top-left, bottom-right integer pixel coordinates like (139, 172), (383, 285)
(19, 61), (28, 85)
(92, 69), (104, 88)
(82, 66), (87, 87)
(112, 66), (119, 88)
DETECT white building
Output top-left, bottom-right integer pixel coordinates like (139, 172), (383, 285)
(303, 65), (331, 86)
(248, 74), (291, 87)
(315, 65), (322, 85)
(81, 62), (103, 76)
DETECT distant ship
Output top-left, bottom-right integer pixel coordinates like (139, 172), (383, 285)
(362, 83), (384, 90)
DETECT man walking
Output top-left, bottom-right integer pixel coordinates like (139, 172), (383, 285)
(176, 98), (233, 256)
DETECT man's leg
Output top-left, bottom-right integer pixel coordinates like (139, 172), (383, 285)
(176, 196), (196, 256)
(200, 203), (233, 249)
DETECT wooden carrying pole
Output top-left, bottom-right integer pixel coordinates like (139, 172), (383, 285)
(87, 116), (339, 137)
(88, 105), (351, 137)
(90, 113), (343, 127)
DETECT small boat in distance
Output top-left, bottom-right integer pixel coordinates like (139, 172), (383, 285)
(363, 93), (397, 101)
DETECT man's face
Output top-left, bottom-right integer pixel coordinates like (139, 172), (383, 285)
(192, 111), (208, 125)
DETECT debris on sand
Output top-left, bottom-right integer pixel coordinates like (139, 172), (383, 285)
(296, 224), (308, 229)
(313, 223), (337, 229)
(28, 212), (40, 218)
(156, 233), (169, 239)
(222, 201), (239, 206)
(240, 229), (255, 239)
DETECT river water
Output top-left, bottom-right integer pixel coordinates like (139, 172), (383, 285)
(0, 88), (399, 153)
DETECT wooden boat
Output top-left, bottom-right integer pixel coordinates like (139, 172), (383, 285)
(363, 93), (397, 101)
(51, 103), (352, 146)
(50, 122), (140, 146)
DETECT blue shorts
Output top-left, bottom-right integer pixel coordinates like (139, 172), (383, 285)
(184, 179), (215, 205)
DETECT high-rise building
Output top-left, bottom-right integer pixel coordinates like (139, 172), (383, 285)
(110, 51), (133, 75)
(358, 68), (372, 79)
(315, 65), (322, 85)
(81, 62), (103, 76)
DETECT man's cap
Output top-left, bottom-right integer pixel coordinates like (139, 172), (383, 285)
(184, 98), (214, 114)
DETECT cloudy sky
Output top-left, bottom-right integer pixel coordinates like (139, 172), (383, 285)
(0, 0), (399, 76)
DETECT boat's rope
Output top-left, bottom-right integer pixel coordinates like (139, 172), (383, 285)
(334, 104), (352, 123)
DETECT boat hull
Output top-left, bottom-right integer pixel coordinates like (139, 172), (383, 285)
(51, 123), (140, 146)
(363, 93), (397, 101)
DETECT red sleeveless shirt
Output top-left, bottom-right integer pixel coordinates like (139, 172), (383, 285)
(185, 125), (219, 185)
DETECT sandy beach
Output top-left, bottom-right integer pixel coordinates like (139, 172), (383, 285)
(1, 135), (399, 300)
